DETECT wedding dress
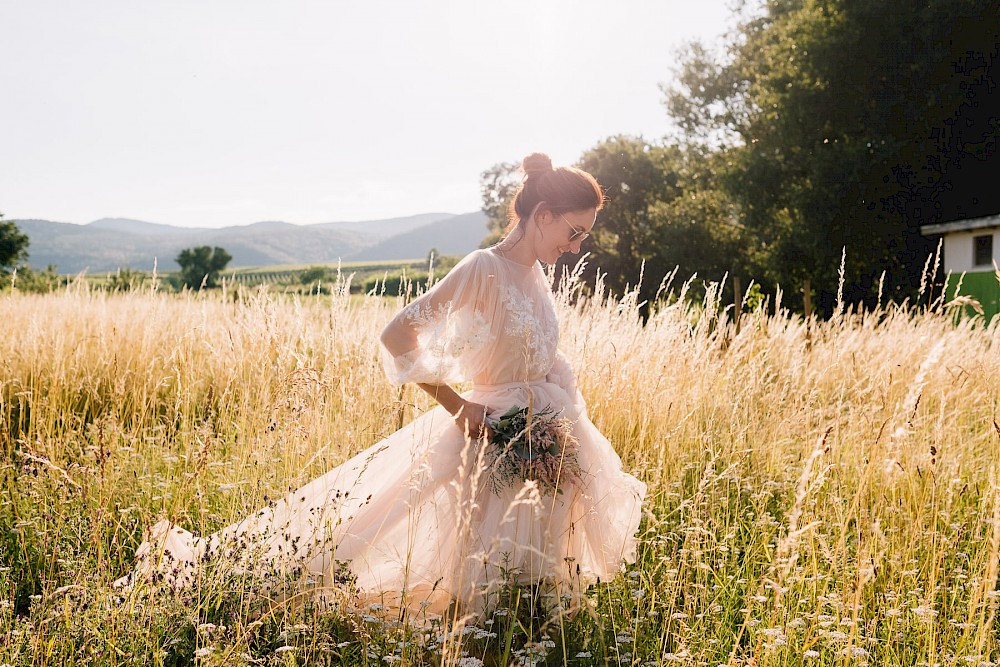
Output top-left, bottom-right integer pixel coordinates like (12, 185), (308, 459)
(119, 248), (646, 620)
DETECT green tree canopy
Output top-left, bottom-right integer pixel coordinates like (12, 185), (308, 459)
(667, 0), (999, 313)
(0, 215), (30, 273)
(574, 136), (743, 305)
(479, 161), (521, 248)
(175, 246), (232, 289)
(299, 266), (329, 285)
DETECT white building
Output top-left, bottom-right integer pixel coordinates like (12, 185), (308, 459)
(921, 213), (1000, 320)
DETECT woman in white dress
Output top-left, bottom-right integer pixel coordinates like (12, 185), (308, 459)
(120, 153), (646, 622)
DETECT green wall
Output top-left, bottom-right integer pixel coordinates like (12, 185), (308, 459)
(946, 270), (1000, 322)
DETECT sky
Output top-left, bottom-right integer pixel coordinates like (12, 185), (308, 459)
(1, 0), (736, 228)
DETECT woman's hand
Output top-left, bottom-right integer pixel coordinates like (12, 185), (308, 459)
(455, 400), (492, 441)
(413, 383), (492, 441)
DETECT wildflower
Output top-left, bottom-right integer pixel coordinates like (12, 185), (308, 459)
(275, 646), (296, 654)
(458, 659), (484, 667)
(804, 650), (820, 658)
(194, 646), (215, 658)
(576, 652), (593, 658)
(632, 588), (646, 600)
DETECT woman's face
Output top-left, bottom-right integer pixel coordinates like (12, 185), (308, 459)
(536, 207), (597, 264)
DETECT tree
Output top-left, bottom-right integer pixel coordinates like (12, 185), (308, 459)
(299, 266), (328, 285)
(175, 246), (232, 289)
(0, 215), (29, 273)
(667, 0), (999, 314)
(479, 161), (522, 248)
(576, 136), (743, 305)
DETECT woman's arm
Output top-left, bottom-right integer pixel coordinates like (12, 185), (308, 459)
(415, 382), (490, 440)
(381, 311), (490, 440)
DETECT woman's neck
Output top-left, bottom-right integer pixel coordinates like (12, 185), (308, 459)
(495, 228), (538, 267)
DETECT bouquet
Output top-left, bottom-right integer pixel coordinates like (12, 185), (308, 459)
(484, 405), (582, 496)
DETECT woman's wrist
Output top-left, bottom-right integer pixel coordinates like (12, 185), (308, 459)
(415, 382), (464, 415)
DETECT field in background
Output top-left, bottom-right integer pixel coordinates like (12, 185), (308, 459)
(60, 257), (455, 295)
(1, 274), (999, 666)
(224, 258), (438, 291)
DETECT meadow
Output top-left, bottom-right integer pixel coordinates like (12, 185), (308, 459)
(1, 268), (999, 666)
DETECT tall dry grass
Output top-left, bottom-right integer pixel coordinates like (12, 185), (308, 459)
(1, 270), (999, 666)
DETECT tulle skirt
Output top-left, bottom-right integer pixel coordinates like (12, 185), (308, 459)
(117, 380), (646, 621)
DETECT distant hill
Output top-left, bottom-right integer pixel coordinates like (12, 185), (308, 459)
(13, 212), (488, 273)
(352, 212), (490, 261)
(87, 218), (202, 235)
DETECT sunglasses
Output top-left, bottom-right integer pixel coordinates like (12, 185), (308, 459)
(557, 214), (590, 242)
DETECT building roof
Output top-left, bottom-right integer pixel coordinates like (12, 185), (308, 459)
(921, 213), (1000, 236)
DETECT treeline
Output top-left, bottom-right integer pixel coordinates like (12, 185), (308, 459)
(482, 0), (998, 316)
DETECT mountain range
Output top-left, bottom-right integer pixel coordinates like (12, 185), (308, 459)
(13, 212), (489, 273)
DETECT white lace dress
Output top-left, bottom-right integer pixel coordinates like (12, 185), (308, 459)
(121, 248), (646, 619)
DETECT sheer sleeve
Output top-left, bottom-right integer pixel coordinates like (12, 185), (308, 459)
(380, 251), (496, 386)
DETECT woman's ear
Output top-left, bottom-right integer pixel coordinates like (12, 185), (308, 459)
(532, 203), (554, 226)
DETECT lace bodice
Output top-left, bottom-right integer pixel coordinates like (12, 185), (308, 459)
(381, 249), (561, 386)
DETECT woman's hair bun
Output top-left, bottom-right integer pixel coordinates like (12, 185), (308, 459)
(521, 153), (553, 178)
(506, 150), (602, 230)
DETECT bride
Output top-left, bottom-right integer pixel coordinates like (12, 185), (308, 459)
(119, 153), (646, 622)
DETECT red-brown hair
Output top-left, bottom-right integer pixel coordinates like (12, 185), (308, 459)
(506, 153), (604, 234)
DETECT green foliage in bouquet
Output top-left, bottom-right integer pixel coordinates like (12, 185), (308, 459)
(485, 405), (582, 496)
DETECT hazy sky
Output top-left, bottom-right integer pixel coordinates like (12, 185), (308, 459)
(1, 0), (735, 228)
